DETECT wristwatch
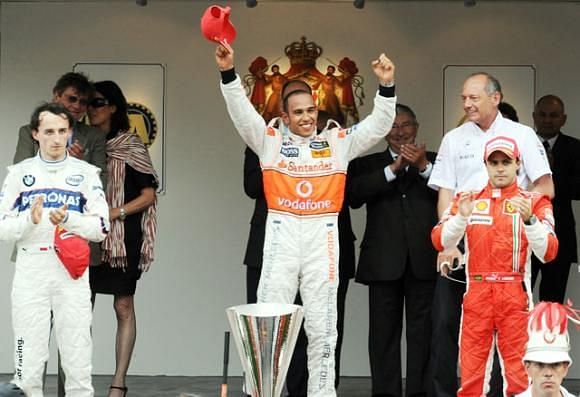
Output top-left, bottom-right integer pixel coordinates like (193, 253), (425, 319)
(524, 215), (537, 226)
(119, 207), (127, 221)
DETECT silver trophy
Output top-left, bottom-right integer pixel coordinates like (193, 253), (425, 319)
(226, 303), (304, 397)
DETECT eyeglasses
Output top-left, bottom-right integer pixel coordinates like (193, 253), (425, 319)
(391, 122), (417, 130)
(89, 97), (110, 108)
(62, 94), (89, 107)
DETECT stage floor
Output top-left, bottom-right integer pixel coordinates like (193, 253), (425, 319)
(1, 374), (579, 396)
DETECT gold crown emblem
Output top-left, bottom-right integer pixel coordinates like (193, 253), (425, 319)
(284, 36), (323, 66)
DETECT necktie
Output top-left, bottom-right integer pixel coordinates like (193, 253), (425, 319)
(543, 140), (554, 168)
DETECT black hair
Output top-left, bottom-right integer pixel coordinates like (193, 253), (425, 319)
(281, 80), (313, 112)
(498, 102), (519, 122)
(93, 80), (131, 135)
(30, 102), (75, 131)
(395, 103), (418, 124)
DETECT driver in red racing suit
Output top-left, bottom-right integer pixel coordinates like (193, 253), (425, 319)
(215, 41), (396, 397)
(431, 136), (558, 396)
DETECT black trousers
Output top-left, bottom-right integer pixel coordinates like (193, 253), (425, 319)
(531, 255), (571, 303)
(368, 266), (436, 397)
(427, 269), (504, 397)
(246, 266), (350, 397)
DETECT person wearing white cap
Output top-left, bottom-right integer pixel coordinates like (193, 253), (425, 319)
(517, 301), (578, 397)
(432, 136), (559, 396)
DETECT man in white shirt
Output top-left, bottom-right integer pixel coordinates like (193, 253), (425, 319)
(427, 72), (553, 396)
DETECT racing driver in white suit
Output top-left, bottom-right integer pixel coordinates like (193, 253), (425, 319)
(0, 103), (109, 397)
(215, 41), (396, 396)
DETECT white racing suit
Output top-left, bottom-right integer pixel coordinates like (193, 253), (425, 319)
(0, 154), (109, 397)
(221, 75), (395, 396)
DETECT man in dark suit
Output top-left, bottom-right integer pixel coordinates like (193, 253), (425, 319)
(532, 94), (580, 303)
(14, 72), (107, 186)
(243, 107), (356, 397)
(349, 104), (438, 397)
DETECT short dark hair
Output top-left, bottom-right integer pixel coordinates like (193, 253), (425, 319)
(94, 80), (131, 133)
(30, 102), (75, 131)
(498, 102), (519, 122)
(52, 72), (95, 98)
(536, 94), (565, 113)
(281, 79), (313, 112)
(395, 103), (418, 124)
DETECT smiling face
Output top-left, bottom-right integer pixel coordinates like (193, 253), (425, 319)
(53, 86), (89, 121)
(485, 151), (520, 188)
(32, 111), (72, 161)
(281, 91), (318, 137)
(386, 112), (418, 154)
(88, 92), (116, 133)
(526, 361), (569, 397)
(461, 74), (501, 130)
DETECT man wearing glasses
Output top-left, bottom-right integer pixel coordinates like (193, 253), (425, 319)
(14, 72), (106, 186)
(348, 104), (438, 397)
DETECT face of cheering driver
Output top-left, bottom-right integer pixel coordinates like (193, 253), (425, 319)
(53, 86), (89, 121)
(32, 111), (72, 161)
(282, 91), (318, 138)
(461, 74), (501, 131)
(525, 361), (569, 396)
(485, 151), (520, 188)
(386, 112), (418, 154)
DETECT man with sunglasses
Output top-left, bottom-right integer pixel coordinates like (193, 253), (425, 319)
(14, 72), (106, 186)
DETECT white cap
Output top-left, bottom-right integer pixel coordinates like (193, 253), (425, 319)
(523, 302), (574, 364)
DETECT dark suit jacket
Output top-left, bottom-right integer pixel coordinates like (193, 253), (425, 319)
(550, 132), (580, 263)
(14, 122), (107, 187)
(349, 149), (438, 283)
(242, 146), (356, 279)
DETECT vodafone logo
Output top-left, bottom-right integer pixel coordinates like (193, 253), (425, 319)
(296, 180), (313, 198)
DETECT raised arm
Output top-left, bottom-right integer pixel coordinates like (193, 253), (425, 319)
(342, 54), (396, 161)
(216, 42), (267, 157)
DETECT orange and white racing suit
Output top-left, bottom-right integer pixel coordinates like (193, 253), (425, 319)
(221, 73), (395, 396)
(431, 182), (558, 396)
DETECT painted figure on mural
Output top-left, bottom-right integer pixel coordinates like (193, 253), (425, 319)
(262, 64), (287, 121)
(248, 56), (269, 114)
(243, 37), (365, 127)
(314, 65), (343, 125)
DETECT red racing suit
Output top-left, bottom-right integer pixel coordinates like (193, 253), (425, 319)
(221, 74), (395, 397)
(431, 182), (558, 397)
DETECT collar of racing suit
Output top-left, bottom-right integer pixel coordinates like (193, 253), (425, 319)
(275, 117), (317, 143)
(37, 152), (69, 171)
(481, 180), (519, 199)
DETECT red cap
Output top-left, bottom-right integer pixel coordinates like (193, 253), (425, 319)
(200, 5), (236, 45)
(484, 136), (520, 161)
(54, 226), (90, 280)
